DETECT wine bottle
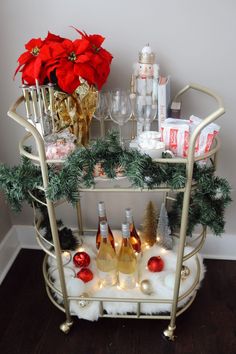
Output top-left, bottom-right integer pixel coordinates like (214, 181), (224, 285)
(96, 201), (115, 250)
(125, 208), (141, 253)
(118, 222), (137, 289)
(96, 221), (117, 286)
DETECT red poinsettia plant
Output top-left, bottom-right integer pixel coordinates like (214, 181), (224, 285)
(14, 28), (113, 94)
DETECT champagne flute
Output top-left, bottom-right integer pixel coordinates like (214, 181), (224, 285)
(93, 91), (110, 137)
(109, 90), (132, 146)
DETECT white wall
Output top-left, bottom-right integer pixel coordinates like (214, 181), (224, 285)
(0, 0), (235, 235)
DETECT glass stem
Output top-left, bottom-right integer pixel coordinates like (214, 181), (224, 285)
(100, 117), (105, 137)
(119, 125), (123, 146)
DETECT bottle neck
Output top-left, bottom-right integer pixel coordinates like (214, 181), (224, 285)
(101, 236), (108, 244)
(126, 215), (133, 224)
(127, 218), (136, 233)
(122, 237), (128, 247)
(98, 215), (107, 222)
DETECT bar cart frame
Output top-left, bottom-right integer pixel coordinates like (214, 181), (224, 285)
(7, 83), (225, 340)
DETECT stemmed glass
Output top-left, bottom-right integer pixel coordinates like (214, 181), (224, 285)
(93, 91), (110, 137)
(109, 90), (132, 146)
(133, 96), (157, 137)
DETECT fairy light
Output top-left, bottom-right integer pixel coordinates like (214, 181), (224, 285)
(78, 247), (85, 252)
(61, 251), (71, 265)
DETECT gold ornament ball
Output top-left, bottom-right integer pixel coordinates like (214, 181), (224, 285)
(140, 279), (153, 295)
(181, 265), (190, 280)
(78, 292), (90, 308)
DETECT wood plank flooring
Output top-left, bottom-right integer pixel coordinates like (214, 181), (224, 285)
(0, 249), (235, 354)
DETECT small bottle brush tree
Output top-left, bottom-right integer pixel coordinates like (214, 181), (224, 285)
(141, 201), (158, 246)
(157, 202), (173, 250)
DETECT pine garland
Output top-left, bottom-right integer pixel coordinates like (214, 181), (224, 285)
(0, 131), (232, 236)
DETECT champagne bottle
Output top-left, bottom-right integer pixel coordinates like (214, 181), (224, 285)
(125, 208), (141, 253)
(118, 222), (137, 289)
(96, 221), (117, 286)
(96, 201), (115, 250)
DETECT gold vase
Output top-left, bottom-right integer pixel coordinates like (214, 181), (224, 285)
(54, 82), (98, 146)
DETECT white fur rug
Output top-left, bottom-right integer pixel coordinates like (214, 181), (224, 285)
(48, 232), (205, 321)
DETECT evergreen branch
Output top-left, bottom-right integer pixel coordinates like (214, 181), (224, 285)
(0, 131), (232, 237)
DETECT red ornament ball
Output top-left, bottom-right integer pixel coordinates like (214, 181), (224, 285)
(73, 251), (90, 268)
(147, 256), (164, 272)
(76, 268), (93, 283)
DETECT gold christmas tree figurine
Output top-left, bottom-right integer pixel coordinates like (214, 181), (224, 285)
(141, 201), (158, 246)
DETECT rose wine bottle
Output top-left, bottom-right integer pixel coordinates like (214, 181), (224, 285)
(118, 222), (137, 289)
(96, 201), (115, 250)
(125, 208), (141, 253)
(96, 221), (117, 286)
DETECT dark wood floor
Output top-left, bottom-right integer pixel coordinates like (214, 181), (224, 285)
(0, 250), (236, 354)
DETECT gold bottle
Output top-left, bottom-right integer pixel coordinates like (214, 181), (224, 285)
(96, 221), (117, 286)
(118, 222), (137, 289)
(125, 208), (141, 253)
(96, 201), (115, 250)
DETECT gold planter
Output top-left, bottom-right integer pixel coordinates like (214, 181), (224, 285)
(54, 84), (98, 146)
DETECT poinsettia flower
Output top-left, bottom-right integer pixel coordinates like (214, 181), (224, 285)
(72, 28), (105, 49)
(14, 38), (50, 84)
(14, 28), (113, 93)
(52, 38), (94, 94)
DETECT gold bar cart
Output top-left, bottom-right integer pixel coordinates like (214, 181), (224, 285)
(7, 83), (225, 340)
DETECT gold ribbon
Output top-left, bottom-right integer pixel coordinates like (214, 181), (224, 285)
(54, 85), (98, 146)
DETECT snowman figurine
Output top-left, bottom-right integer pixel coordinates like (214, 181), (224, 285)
(130, 45), (159, 137)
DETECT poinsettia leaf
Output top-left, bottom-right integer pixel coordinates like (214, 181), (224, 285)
(17, 51), (32, 65)
(89, 53), (103, 68)
(48, 42), (66, 58)
(87, 34), (105, 48)
(45, 31), (65, 43)
(25, 38), (44, 51)
(74, 63), (96, 85)
(75, 52), (93, 63)
(71, 27), (87, 38)
(57, 63), (80, 94)
(34, 57), (43, 79)
(73, 38), (90, 54)
(99, 48), (113, 63)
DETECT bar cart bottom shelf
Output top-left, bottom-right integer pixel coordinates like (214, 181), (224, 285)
(43, 234), (205, 336)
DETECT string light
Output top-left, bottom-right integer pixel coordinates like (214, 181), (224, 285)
(78, 247), (85, 252)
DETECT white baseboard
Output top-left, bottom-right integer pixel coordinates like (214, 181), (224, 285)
(200, 233), (236, 260)
(0, 225), (235, 285)
(0, 227), (21, 284)
(14, 225), (40, 250)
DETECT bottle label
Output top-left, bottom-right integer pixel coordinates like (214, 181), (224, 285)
(119, 272), (136, 289)
(98, 269), (117, 286)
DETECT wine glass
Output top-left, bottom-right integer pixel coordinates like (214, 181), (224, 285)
(133, 95), (157, 137)
(93, 91), (110, 137)
(109, 90), (132, 146)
